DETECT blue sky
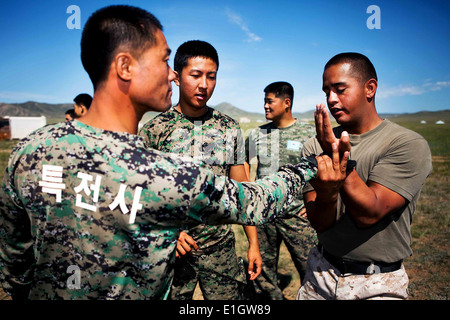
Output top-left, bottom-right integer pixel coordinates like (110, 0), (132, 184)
(1, 0), (449, 114)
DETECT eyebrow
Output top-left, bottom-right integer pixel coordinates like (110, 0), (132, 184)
(323, 81), (346, 91)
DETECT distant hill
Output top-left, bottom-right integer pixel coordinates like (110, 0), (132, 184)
(0, 101), (72, 120)
(1, 100), (448, 124)
(381, 110), (450, 123)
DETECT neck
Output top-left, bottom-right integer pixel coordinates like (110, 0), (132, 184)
(176, 101), (208, 118)
(79, 86), (142, 135)
(343, 112), (383, 135)
(273, 114), (296, 128)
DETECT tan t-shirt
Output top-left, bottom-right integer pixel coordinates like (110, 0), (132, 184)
(302, 119), (432, 262)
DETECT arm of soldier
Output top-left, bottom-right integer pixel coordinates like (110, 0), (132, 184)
(339, 175), (407, 228)
(229, 164), (262, 280)
(304, 143), (349, 232)
(190, 153), (319, 227)
(0, 173), (34, 299)
(243, 226), (261, 280)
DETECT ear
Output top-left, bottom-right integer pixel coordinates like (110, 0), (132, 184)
(284, 97), (292, 111)
(173, 71), (180, 86)
(114, 53), (133, 81)
(365, 78), (378, 101)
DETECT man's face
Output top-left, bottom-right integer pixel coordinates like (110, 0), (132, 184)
(130, 29), (175, 113)
(264, 92), (289, 121)
(65, 114), (73, 121)
(176, 56), (217, 110)
(322, 62), (367, 127)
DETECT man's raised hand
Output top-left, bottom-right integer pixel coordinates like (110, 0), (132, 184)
(315, 104), (350, 156)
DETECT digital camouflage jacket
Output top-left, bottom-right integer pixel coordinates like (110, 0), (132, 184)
(0, 120), (317, 299)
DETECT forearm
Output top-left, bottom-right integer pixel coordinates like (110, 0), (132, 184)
(340, 171), (405, 228)
(304, 191), (338, 232)
(243, 226), (259, 248)
(192, 158), (317, 226)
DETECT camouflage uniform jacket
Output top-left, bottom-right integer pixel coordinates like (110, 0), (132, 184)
(139, 107), (244, 253)
(0, 120), (317, 300)
(245, 120), (315, 217)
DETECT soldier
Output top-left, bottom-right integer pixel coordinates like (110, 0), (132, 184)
(0, 5), (347, 300)
(245, 82), (317, 299)
(140, 40), (261, 300)
(297, 53), (432, 300)
(73, 93), (92, 118)
(65, 109), (77, 121)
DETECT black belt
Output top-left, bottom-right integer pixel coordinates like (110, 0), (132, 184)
(318, 245), (402, 275)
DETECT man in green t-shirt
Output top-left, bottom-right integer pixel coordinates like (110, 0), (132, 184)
(297, 52), (432, 300)
(245, 82), (317, 300)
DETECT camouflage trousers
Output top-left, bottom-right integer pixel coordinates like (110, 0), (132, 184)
(170, 237), (246, 300)
(253, 214), (317, 300)
(297, 246), (409, 300)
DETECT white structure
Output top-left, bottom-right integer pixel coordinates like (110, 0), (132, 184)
(420, 120), (427, 124)
(436, 120), (445, 124)
(8, 116), (47, 139)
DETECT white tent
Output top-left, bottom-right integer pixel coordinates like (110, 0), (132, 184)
(8, 116), (47, 139)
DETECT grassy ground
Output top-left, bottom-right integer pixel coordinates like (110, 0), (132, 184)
(0, 119), (448, 300)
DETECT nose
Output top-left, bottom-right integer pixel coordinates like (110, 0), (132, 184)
(327, 91), (339, 106)
(168, 67), (176, 82)
(199, 76), (208, 89)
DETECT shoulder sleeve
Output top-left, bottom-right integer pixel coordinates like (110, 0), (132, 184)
(138, 120), (159, 149)
(234, 126), (245, 166)
(369, 134), (432, 201)
(245, 128), (258, 164)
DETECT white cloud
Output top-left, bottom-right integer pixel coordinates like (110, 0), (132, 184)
(377, 80), (450, 99)
(225, 8), (262, 42)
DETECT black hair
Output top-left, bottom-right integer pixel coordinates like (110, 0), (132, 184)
(324, 52), (378, 84)
(73, 93), (93, 109)
(264, 81), (294, 108)
(65, 109), (76, 117)
(174, 40), (219, 74)
(81, 5), (163, 90)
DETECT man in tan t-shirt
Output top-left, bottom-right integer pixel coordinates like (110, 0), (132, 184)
(297, 52), (432, 300)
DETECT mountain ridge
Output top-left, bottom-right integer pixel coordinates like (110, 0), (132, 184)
(1, 101), (449, 123)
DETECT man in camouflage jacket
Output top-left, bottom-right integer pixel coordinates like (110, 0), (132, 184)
(0, 5), (323, 300)
(0, 5), (347, 300)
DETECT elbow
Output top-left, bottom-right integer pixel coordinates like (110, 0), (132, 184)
(353, 217), (377, 228)
(351, 212), (383, 228)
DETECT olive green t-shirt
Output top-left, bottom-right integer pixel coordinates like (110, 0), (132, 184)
(302, 119), (432, 263)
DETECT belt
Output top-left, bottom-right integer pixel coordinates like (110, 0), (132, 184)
(318, 244), (402, 275)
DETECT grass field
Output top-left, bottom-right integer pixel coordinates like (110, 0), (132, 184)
(0, 117), (448, 300)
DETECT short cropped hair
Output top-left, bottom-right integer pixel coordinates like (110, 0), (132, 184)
(324, 52), (378, 84)
(264, 81), (294, 108)
(174, 40), (219, 74)
(73, 93), (93, 109)
(81, 5), (163, 90)
(65, 109), (76, 118)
